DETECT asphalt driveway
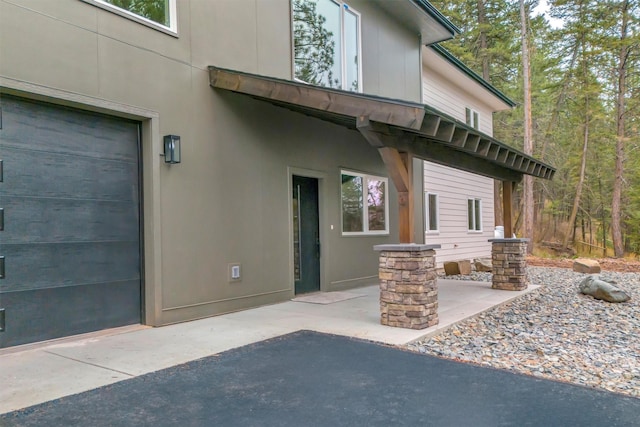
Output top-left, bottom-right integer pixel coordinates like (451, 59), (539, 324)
(2, 331), (639, 426)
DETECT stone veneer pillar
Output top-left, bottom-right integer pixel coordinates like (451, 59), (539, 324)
(489, 238), (529, 291)
(373, 244), (441, 330)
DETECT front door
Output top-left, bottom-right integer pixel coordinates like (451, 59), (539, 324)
(292, 176), (320, 294)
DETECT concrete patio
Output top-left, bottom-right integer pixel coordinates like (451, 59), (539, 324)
(0, 278), (538, 414)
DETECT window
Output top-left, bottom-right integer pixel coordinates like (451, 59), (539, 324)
(85, 0), (177, 33)
(293, 0), (361, 92)
(425, 193), (439, 233)
(468, 198), (482, 231)
(465, 107), (479, 130)
(341, 171), (388, 235)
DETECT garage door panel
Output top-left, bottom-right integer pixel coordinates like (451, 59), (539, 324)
(0, 241), (140, 293)
(1, 197), (139, 244)
(0, 97), (138, 162)
(2, 146), (138, 201)
(0, 280), (141, 348)
(0, 96), (142, 347)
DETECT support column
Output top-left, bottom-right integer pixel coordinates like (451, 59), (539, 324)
(489, 238), (529, 291)
(373, 244), (441, 329)
(502, 181), (515, 238)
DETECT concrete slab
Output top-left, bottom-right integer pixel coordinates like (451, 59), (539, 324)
(0, 279), (540, 414)
(0, 350), (132, 414)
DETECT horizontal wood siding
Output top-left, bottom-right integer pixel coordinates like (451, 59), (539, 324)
(423, 161), (495, 266)
(422, 65), (494, 135)
(421, 53), (504, 266)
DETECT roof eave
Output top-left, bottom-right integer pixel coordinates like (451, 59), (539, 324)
(430, 44), (516, 108)
(208, 66), (555, 181)
(411, 0), (461, 37)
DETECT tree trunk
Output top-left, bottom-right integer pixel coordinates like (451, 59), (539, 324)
(540, 42), (579, 160)
(611, 0), (630, 258)
(520, 0), (534, 252)
(476, 0), (504, 228)
(564, 99), (590, 249)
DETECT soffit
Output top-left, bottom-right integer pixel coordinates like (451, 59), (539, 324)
(208, 66), (555, 182)
(423, 47), (514, 112)
(371, 0), (458, 45)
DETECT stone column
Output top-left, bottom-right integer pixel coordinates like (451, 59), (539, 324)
(373, 244), (441, 330)
(489, 238), (529, 291)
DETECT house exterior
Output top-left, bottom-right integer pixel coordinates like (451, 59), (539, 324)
(420, 45), (517, 265)
(0, 0), (553, 348)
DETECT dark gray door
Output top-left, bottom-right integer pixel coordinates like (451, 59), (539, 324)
(292, 175), (320, 294)
(0, 95), (141, 348)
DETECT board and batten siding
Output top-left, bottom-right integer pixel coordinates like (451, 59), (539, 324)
(423, 162), (494, 265)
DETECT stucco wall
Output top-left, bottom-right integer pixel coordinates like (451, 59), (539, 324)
(0, 0), (423, 326)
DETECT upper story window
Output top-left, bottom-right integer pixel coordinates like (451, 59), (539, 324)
(465, 107), (479, 130)
(84, 0), (177, 33)
(293, 0), (362, 92)
(341, 171), (388, 235)
(467, 198), (482, 232)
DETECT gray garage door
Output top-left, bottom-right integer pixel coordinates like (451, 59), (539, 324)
(0, 95), (141, 348)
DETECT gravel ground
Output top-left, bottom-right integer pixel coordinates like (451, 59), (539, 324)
(408, 267), (640, 398)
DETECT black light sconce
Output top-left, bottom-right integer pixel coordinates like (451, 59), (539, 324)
(163, 135), (181, 164)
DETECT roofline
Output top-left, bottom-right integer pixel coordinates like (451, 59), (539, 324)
(209, 66), (556, 181)
(430, 44), (516, 108)
(411, 0), (461, 36)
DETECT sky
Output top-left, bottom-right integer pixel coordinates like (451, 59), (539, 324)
(533, 0), (565, 28)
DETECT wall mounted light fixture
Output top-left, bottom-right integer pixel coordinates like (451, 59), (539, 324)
(163, 135), (181, 164)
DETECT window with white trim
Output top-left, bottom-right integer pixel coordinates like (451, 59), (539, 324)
(465, 107), (479, 130)
(84, 0), (177, 33)
(467, 198), (482, 231)
(293, 0), (362, 92)
(425, 192), (439, 233)
(341, 171), (388, 235)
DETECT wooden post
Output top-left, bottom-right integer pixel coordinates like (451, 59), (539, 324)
(503, 181), (514, 238)
(399, 152), (414, 244)
(356, 119), (415, 244)
(377, 147), (414, 243)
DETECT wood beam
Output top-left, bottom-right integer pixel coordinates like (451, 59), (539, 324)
(377, 147), (410, 193)
(209, 66), (425, 130)
(389, 136), (525, 182)
(356, 116), (389, 147)
(503, 181), (514, 238)
(356, 120), (415, 243)
(375, 147), (414, 243)
(398, 152), (414, 244)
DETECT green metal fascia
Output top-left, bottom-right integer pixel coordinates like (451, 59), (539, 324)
(411, 0), (461, 35)
(430, 44), (516, 108)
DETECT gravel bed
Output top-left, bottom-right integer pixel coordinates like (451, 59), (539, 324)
(409, 267), (640, 398)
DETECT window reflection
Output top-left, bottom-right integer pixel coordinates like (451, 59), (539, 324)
(367, 180), (385, 231)
(293, 0), (360, 92)
(342, 174), (363, 232)
(341, 171), (388, 234)
(103, 0), (171, 27)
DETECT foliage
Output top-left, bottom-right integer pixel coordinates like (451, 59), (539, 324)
(431, 0), (640, 256)
(106, 0), (169, 26)
(292, 0), (339, 88)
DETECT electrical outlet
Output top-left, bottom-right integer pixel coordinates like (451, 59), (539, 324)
(228, 263), (241, 282)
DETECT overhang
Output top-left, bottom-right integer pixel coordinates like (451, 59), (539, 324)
(428, 44), (516, 109)
(371, 0), (460, 45)
(208, 66), (555, 183)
